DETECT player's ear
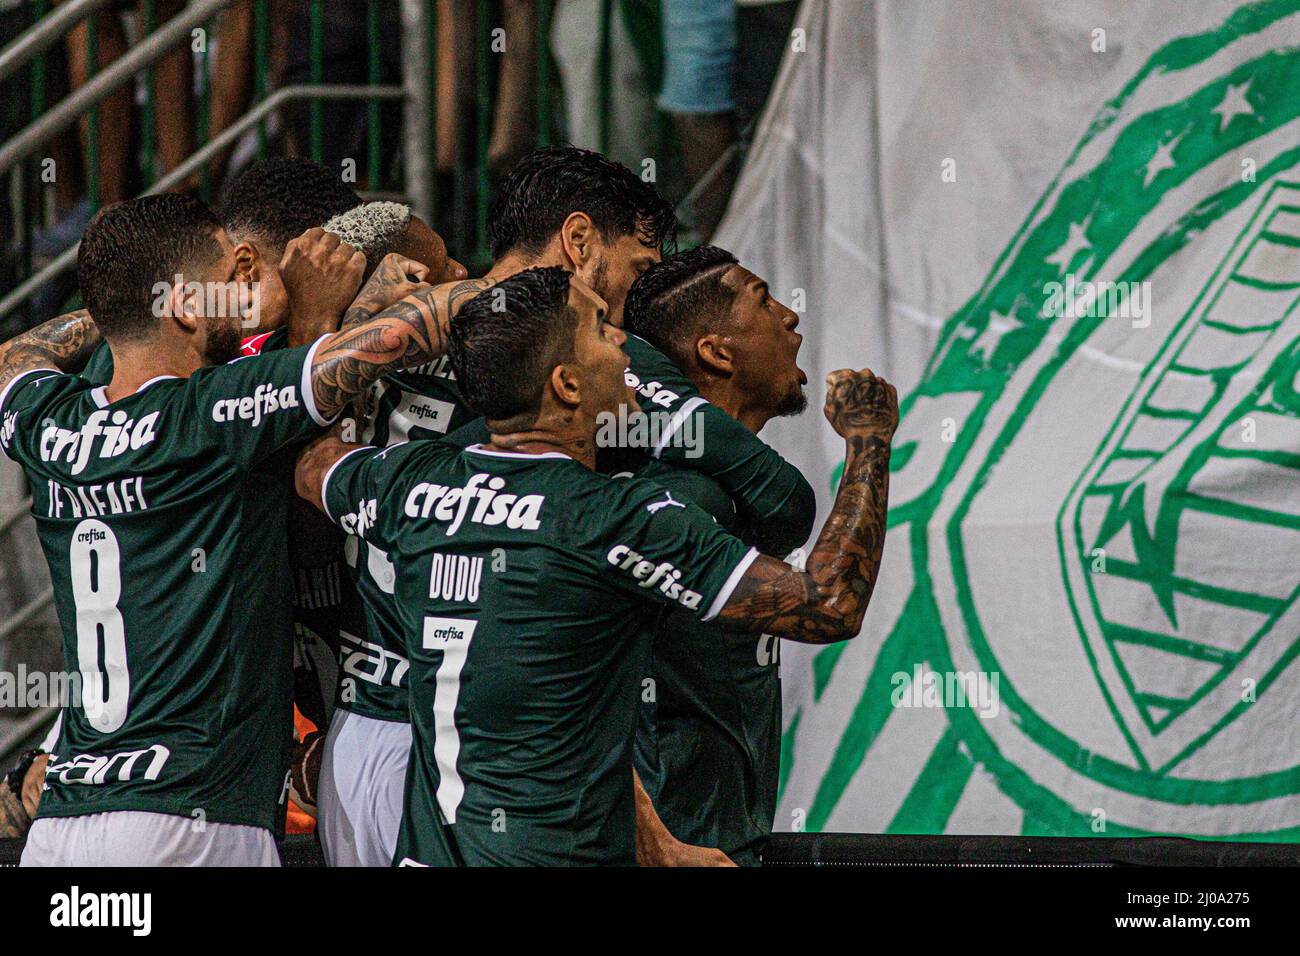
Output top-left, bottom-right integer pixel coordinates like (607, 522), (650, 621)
(232, 241), (260, 285)
(559, 212), (596, 269)
(696, 334), (734, 376)
(549, 362), (582, 409)
(164, 280), (202, 334)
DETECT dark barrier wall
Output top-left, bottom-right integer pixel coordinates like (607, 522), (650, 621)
(4, 834), (1299, 867)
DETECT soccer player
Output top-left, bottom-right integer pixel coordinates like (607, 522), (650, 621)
(14, 161), (464, 836)
(78, 157), (467, 384)
(314, 145), (815, 867)
(295, 266), (896, 866)
(0, 193), (455, 865)
(622, 245), (810, 865)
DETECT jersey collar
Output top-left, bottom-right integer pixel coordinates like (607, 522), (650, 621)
(90, 375), (180, 408)
(464, 443), (572, 461)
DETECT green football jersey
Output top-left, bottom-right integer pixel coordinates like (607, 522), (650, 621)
(359, 356), (470, 448)
(79, 326), (290, 388)
(621, 334), (815, 557)
(631, 464), (781, 867)
(78, 327), (345, 727)
(338, 359), (480, 721)
(322, 441), (758, 865)
(0, 340), (334, 831)
(80, 339), (115, 387)
(336, 337), (813, 725)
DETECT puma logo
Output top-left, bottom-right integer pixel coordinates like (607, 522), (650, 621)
(646, 491), (687, 514)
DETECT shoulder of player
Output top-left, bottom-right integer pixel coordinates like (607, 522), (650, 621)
(0, 372), (109, 459)
(436, 446), (615, 514)
(593, 470), (712, 525)
(351, 438), (469, 496)
(623, 336), (705, 418)
(622, 333), (669, 370)
(240, 327), (289, 356)
(78, 339), (115, 386)
(186, 338), (312, 391)
(1, 367), (97, 415)
(624, 336), (696, 389)
(636, 462), (734, 524)
(0, 369), (85, 428)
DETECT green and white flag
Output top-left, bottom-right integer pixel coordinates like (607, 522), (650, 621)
(718, 0), (1300, 839)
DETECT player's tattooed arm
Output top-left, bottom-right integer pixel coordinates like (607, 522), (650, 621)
(716, 369), (898, 645)
(309, 296), (442, 421)
(0, 310), (101, 390)
(337, 252), (449, 333)
(340, 275), (497, 336)
(308, 278), (496, 421)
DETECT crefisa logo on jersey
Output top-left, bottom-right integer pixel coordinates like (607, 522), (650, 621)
(0, 409), (17, 449)
(624, 369), (680, 408)
(39, 409), (160, 476)
(404, 472), (544, 535)
(339, 497), (378, 538)
(210, 382), (300, 427)
(606, 545), (703, 611)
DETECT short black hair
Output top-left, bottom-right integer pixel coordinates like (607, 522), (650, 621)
(623, 245), (740, 371)
(448, 266), (577, 424)
(220, 157), (361, 254)
(77, 194), (224, 341)
(487, 145), (677, 261)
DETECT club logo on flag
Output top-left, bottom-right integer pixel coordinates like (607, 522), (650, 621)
(805, 2), (1300, 838)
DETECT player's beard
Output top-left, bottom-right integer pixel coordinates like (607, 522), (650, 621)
(774, 382), (808, 418)
(202, 319), (243, 367)
(586, 256), (609, 301)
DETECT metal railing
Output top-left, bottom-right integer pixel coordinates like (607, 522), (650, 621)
(0, 0), (658, 636)
(0, 0), (620, 330)
(0, 83), (404, 324)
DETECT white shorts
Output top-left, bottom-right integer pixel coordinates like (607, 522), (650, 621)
(317, 709), (411, 867)
(20, 810), (280, 867)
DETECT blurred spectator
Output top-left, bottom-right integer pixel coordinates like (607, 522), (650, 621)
(433, 0), (540, 226)
(2, 0), (83, 323)
(1, 0), (39, 308)
(52, 0), (197, 206)
(660, 0), (797, 239)
(275, 0), (540, 201)
(488, 0), (539, 176)
(551, 0), (661, 175)
(278, 0), (403, 186)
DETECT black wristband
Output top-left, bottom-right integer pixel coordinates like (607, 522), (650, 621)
(5, 748), (43, 800)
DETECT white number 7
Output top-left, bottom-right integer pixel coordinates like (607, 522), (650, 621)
(422, 617), (477, 823)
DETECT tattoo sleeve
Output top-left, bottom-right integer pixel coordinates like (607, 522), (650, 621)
(313, 278), (497, 421)
(340, 277), (495, 334)
(715, 434), (891, 644)
(0, 311), (101, 391)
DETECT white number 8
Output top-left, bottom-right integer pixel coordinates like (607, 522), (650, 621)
(70, 518), (129, 732)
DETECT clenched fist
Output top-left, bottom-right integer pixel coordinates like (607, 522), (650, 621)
(352, 252), (432, 317)
(280, 228), (367, 343)
(824, 368), (899, 441)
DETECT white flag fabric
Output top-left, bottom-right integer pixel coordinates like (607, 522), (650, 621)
(717, 0), (1300, 838)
